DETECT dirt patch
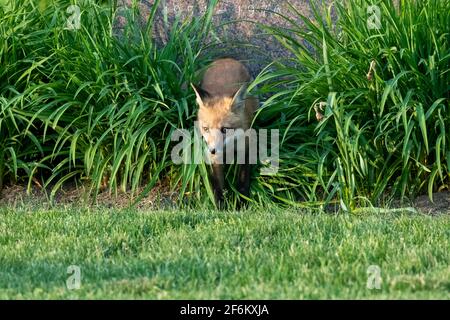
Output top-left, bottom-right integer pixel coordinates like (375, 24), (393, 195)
(413, 191), (450, 215)
(0, 181), (178, 210)
(1, 182), (448, 214)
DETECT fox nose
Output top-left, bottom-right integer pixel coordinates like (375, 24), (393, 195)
(210, 148), (216, 155)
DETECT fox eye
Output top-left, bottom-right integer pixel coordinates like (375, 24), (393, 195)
(221, 127), (231, 134)
(203, 127), (209, 132)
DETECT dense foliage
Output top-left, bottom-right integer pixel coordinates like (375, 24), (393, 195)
(1, 0), (449, 211)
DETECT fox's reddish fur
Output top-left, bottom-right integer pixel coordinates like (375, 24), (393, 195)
(192, 58), (258, 208)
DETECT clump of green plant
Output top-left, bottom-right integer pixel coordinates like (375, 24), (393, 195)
(1, 0), (449, 211)
(0, 0), (220, 205)
(253, 0), (449, 211)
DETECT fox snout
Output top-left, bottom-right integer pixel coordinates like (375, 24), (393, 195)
(200, 128), (247, 163)
(202, 128), (235, 156)
(204, 128), (224, 155)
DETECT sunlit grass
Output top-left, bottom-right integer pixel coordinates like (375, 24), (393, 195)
(0, 206), (449, 299)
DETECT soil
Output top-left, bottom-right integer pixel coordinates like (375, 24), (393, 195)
(413, 192), (450, 215)
(1, 183), (448, 214)
(0, 182), (179, 210)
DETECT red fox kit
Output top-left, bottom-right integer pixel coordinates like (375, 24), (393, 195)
(192, 58), (259, 207)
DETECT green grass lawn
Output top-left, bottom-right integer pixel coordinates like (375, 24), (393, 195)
(0, 207), (448, 299)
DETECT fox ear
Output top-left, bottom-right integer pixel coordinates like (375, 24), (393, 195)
(191, 83), (210, 107)
(230, 83), (248, 110)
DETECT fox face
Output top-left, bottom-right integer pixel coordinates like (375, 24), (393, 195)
(193, 85), (248, 160)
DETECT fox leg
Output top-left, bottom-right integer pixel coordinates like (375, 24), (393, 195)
(237, 163), (251, 198)
(237, 141), (252, 208)
(211, 163), (224, 207)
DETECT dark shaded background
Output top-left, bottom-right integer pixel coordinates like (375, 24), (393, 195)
(116, 0), (325, 76)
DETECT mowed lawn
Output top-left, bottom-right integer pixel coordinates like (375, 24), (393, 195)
(0, 207), (449, 299)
